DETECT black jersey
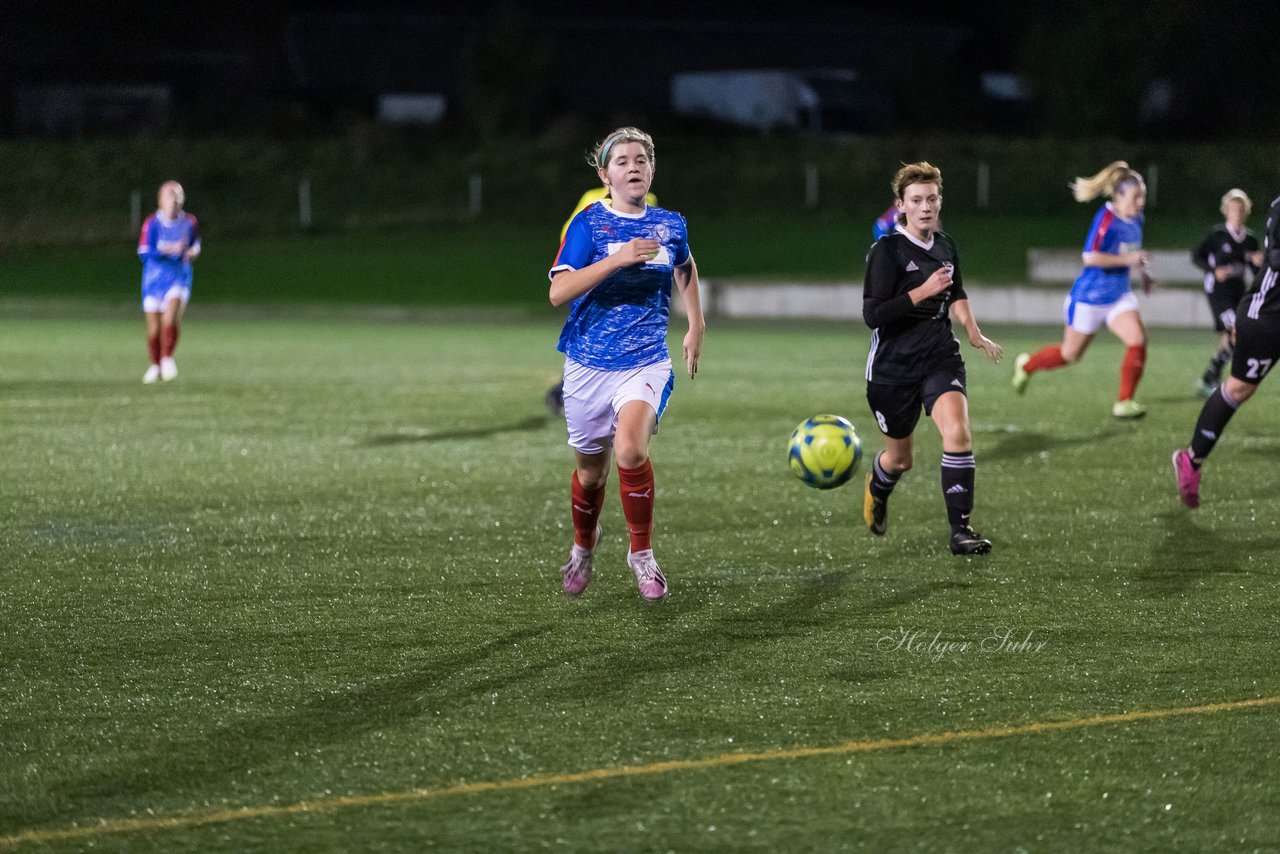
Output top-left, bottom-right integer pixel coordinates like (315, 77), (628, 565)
(1191, 223), (1259, 294)
(863, 228), (967, 384)
(1245, 195), (1280, 320)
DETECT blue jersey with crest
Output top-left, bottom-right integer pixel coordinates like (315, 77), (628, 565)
(1070, 203), (1143, 305)
(550, 201), (691, 371)
(137, 211), (200, 295)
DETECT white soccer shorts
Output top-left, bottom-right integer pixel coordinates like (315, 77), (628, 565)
(142, 284), (191, 314)
(562, 357), (674, 454)
(1063, 290), (1140, 334)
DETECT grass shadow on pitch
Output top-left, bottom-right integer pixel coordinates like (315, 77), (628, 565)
(30, 575), (967, 829)
(362, 415), (550, 446)
(977, 428), (1122, 464)
(1136, 509), (1274, 596)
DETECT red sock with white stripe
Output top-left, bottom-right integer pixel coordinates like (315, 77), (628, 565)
(570, 471), (606, 549)
(617, 459), (654, 553)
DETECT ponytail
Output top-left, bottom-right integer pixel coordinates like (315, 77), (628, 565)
(1071, 161), (1141, 203)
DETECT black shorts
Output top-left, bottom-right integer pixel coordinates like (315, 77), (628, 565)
(1207, 281), (1246, 332)
(1230, 310), (1280, 384)
(866, 361), (968, 440)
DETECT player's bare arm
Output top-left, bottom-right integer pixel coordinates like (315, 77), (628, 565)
(950, 299), (1003, 363)
(1081, 249), (1147, 268)
(674, 256), (704, 379)
(549, 238), (661, 306)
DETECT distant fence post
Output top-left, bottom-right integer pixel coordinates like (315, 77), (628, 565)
(804, 163), (819, 209)
(298, 178), (312, 229)
(1147, 163), (1158, 207)
(976, 161), (990, 210)
(130, 190), (142, 233)
(468, 174), (483, 218)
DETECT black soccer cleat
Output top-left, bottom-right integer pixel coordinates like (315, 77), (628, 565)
(863, 474), (888, 536)
(950, 526), (992, 556)
(544, 381), (565, 418)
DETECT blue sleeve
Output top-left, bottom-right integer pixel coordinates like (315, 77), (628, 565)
(137, 218), (156, 261)
(673, 215), (691, 267)
(549, 211), (594, 278)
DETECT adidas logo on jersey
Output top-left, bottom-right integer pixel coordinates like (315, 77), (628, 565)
(951, 379), (964, 388)
(945, 484), (968, 495)
(905, 260), (920, 272)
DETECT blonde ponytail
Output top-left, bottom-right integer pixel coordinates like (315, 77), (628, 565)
(1071, 161), (1141, 203)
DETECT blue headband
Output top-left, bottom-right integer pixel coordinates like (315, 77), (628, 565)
(1114, 175), (1141, 195)
(598, 133), (627, 168)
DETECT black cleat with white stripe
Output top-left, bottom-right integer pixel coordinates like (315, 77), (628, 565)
(950, 526), (992, 556)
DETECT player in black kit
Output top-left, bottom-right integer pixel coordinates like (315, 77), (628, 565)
(1174, 192), (1280, 508)
(1190, 189), (1263, 397)
(861, 162), (1004, 555)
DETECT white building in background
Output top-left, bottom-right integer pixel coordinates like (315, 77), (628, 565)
(671, 69), (884, 134)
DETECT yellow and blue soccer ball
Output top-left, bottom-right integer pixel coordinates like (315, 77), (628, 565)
(788, 414), (862, 489)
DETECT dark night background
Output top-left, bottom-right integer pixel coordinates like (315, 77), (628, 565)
(3, 0), (1278, 140)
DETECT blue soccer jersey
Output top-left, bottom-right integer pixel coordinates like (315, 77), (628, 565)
(873, 205), (897, 241)
(1070, 203), (1143, 305)
(550, 201), (691, 371)
(138, 212), (200, 296)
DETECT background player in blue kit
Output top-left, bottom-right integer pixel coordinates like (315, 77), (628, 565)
(1190, 188), (1263, 397)
(548, 127), (704, 600)
(137, 181), (201, 383)
(873, 204), (898, 241)
(1012, 162), (1155, 418)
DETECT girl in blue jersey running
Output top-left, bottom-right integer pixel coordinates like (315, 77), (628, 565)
(1012, 162), (1155, 419)
(137, 181), (201, 383)
(548, 127), (704, 601)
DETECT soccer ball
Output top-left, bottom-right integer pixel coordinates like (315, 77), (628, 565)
(788, 414), (862, 489)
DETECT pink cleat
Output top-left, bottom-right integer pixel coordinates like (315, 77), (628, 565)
(561, 525), (601, 596)
(1172, 449), (1200, 508)
(627, 549), (668, 600)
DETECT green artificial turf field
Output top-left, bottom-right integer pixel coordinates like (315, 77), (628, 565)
(2, 313), (1278, 851)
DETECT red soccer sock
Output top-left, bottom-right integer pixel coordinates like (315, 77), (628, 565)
(570, 470), (606, 549)
(1025, 345), (1069, 373)
(617, 459), (654, 553)
(147, 330), (162, 366)
(1118, 344), (1146, 401)
(162, 323), (180, 358)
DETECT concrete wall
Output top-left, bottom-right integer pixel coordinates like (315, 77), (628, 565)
(678, 279), (1215, 328)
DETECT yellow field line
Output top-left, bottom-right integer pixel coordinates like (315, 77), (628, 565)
(4, 694), (1278, 849)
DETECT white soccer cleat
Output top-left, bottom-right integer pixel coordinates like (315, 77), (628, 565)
(627, 549), (668, 600)
(160, 357), (178, 381)
(561, 525), (601, 596)
(143, 365), (161, 384)
(1011, 352), (1031, 394)
(1111, 399), (1145, 419)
